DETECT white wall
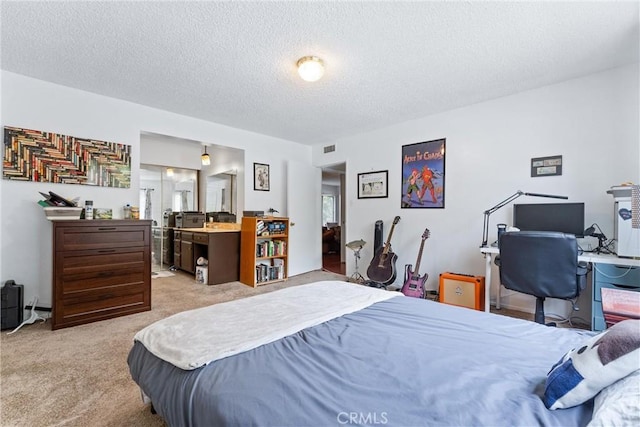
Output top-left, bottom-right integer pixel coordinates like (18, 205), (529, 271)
(140, 134), (203, 171)
(313, 64), (639, 318)
(0, 71), (311, 308)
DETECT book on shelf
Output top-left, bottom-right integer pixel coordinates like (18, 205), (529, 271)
(254, 260), (284, 283)
(273, 258), (284, 279)
(255, 240), (286, 258)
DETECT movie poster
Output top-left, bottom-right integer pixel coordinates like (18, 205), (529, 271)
(401, 138), (445, 208)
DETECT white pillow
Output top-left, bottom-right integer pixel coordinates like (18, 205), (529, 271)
(588, 369), (640, 426)
(543, 319), (640, 410)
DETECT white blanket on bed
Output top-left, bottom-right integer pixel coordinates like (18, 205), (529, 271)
(134, 280), (399, 370)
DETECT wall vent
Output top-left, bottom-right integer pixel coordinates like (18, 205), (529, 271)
(323, 144), (336, 154)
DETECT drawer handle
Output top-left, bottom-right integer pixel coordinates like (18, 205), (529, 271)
(98, 271), (114, 278)
(612, 284), (639, 290)
(98, 249), (116, 253)
(98, 227), (117, 231)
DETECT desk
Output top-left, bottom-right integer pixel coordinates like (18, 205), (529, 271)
(174, 225), (241, 285)
(480, 247), (640, 329)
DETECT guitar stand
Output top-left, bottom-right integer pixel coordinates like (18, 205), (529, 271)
(350, 270), (366, 284)
(363, 280), (387, 289)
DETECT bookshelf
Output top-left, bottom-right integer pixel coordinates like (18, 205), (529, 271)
(240, 216), (289, 287)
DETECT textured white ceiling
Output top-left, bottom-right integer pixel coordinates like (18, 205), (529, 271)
(1, 1), (638, 146)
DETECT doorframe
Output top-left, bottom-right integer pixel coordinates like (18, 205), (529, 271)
(321, 162), (347, 264)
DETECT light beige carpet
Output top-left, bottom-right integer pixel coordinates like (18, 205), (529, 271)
(0, 269), (346, 427)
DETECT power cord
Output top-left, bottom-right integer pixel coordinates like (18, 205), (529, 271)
(546, 298), (591, 329)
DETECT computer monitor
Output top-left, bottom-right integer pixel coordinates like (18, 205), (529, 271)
(513, 203), (585, 238)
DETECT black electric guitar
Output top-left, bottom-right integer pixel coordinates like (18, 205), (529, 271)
(366, 216), (401, 285)
(401, 228), (430, 298)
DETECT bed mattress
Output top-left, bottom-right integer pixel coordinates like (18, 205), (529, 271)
(128, 284), (594, 426)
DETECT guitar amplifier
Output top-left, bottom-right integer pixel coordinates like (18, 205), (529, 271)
(438, 272), (485, 311)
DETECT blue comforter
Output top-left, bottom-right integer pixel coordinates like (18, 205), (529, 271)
(128, 295), (594, 426)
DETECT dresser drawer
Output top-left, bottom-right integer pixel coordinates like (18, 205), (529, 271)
(181, 232), (193, 242)
(57, 250), (146, 293)
(594, 281), (640, 302)
(55, 224), (149, 251)
(54, 282), (149, 328)
(594, 264), (640, 287)
(192, 233), (209, 244)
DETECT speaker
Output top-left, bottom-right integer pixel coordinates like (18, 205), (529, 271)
(439, 272), (485, 311)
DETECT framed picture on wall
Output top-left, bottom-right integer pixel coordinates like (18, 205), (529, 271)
(530, 155), (562, 177)
(401, 138), (446, 208)
(253, 163), (270, 191)
(357, 170), (388, 199)
(3, 126), (131, 188)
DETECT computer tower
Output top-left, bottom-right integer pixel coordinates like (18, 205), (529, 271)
(1, 280), (23, 330)
(439, 273), (485, 311)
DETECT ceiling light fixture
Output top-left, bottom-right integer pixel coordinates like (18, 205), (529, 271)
(297, 56), (324, 82)
(201, 146), (211, 166)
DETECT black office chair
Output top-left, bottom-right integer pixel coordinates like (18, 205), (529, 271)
(496, 231), (588, 326)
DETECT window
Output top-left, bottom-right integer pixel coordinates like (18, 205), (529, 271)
(322, 194), (336, 226)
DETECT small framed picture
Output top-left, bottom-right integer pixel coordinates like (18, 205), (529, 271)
(94, 208), (113, 219)
(357, 170), (388, 199)
(531, 155), (562, 177)
(254, 163), (270, 191)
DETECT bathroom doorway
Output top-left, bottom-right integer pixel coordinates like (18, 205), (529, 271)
(140, 164), (198, 272)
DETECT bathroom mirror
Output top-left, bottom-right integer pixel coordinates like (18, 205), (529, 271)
(206, 171), (236, 217)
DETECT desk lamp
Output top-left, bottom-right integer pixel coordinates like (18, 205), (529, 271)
(481, 191), (568, 248)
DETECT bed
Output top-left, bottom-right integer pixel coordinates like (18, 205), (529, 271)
(128, 280), (628, 426)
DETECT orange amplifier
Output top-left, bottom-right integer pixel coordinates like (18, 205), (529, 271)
(439, 272), (485, 311)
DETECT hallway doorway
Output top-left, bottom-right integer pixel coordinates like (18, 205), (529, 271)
(321, 163), (346, 275)
(322, 252), (346, 275)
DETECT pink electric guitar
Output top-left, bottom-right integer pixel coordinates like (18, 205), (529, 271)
(401, 228), (430, 298)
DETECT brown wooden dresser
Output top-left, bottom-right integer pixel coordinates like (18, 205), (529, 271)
(52, 220), (152, 330)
